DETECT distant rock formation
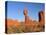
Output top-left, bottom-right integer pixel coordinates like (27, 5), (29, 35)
(7, 19), (20, 28)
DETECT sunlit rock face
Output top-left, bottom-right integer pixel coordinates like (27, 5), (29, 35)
(38, 11), (45, 27)
(7, 19), (20, 28)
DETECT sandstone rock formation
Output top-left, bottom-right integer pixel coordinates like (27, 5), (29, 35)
(38, 11), (45, 27)
(23, 7), (45, 32)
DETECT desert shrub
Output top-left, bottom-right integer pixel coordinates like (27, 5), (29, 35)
(7, 23), (25, 33)
(7, 22), (45, 33)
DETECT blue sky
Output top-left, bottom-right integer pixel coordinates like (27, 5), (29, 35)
(7, 1), (44, 21)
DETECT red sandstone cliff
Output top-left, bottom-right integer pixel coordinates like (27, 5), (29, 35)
(7, 19), (20, 28)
